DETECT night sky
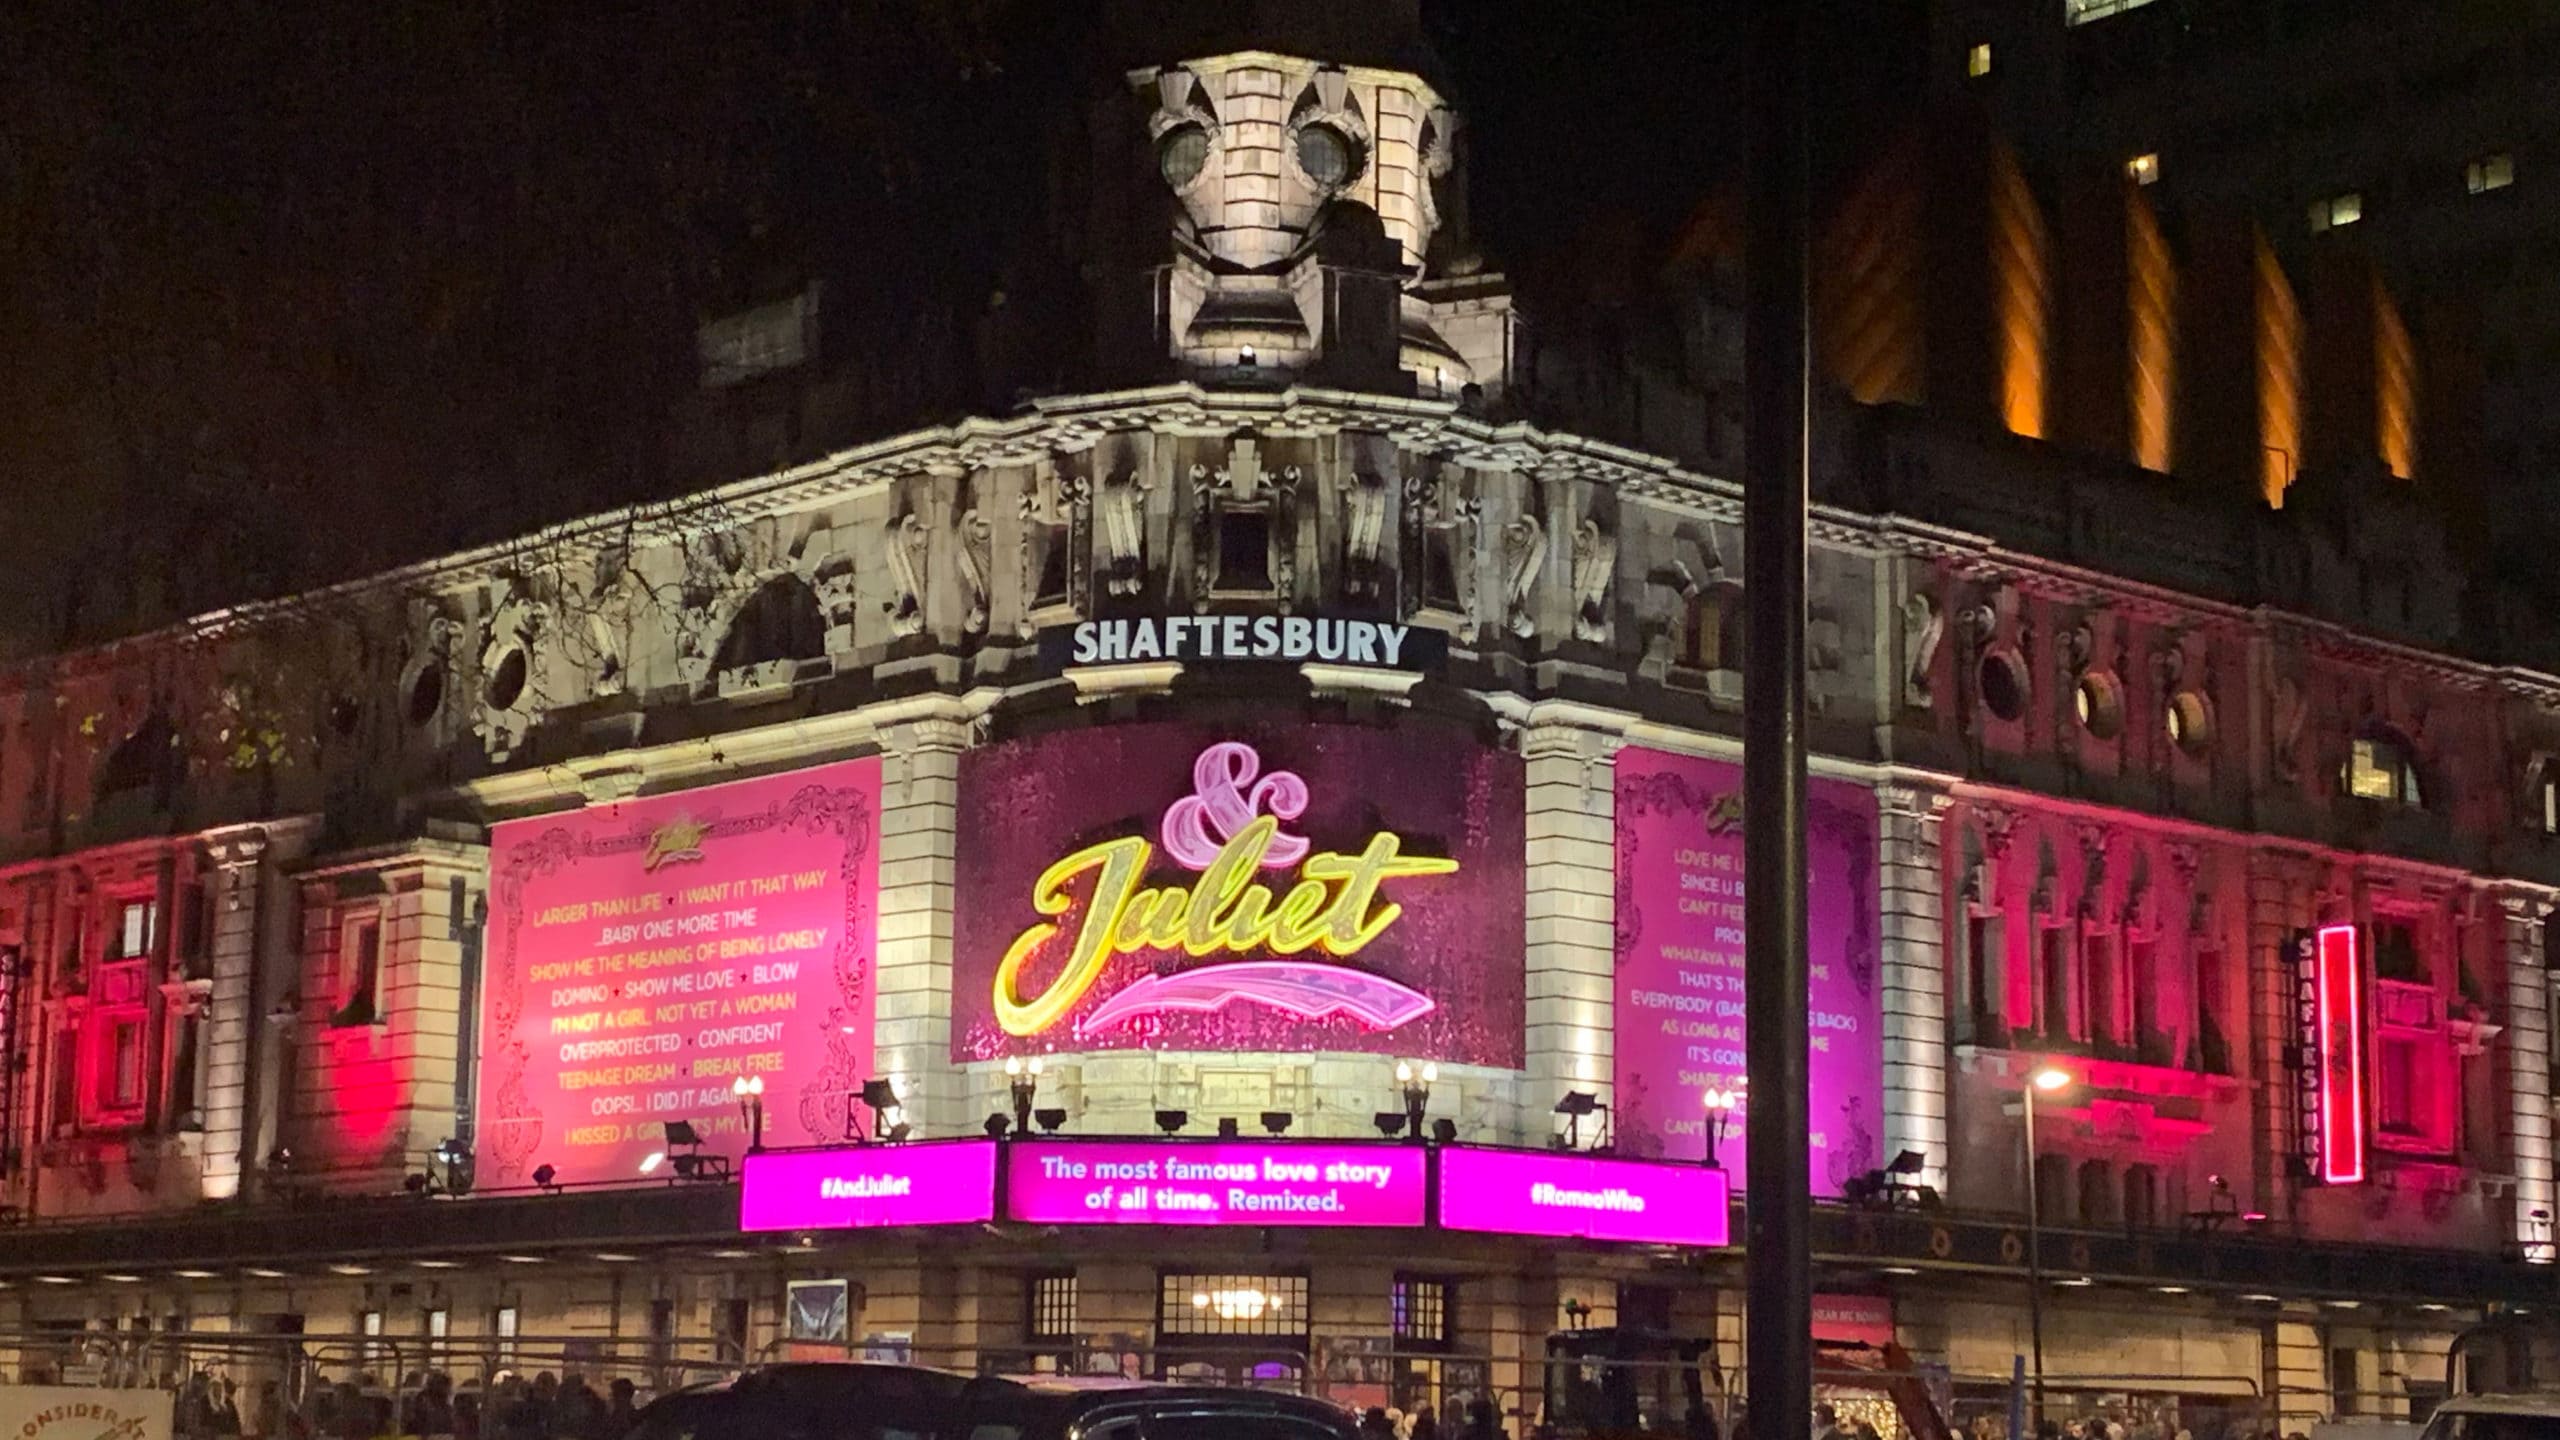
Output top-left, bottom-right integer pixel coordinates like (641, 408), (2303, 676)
(0, 3), (1905, 657)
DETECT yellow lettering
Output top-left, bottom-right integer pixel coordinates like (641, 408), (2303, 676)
(993, 837), (1149, 1035)
(994, 821), (1459, 1037)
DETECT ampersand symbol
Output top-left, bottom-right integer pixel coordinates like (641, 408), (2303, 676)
(1161, 741), (1311, 871)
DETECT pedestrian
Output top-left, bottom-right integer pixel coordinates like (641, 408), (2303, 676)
(1412, 1406), (1440, 1440)
(1362, 1409), (1397, 1440)
(603, 1382), (639, 1440)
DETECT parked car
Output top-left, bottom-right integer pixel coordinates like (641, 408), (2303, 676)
(631, 1364), (1363, 1440)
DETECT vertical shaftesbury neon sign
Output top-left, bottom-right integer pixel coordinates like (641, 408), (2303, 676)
(2294, 924), (2367, 1185)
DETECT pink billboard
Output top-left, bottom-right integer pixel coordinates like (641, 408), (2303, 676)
(952, 721), (1524, 1066)
(478, 759), (882, 1188)
(1612, 747), (1881, 1194)
(740, 1141), (999, 1231)
(1004, 1140), (1428, 1227)
(1434, 1147), (1730, 1247)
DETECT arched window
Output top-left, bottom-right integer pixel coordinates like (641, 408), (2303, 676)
(2343, 727), (2422, 807)
(712, 577), (828, 675)
(94, 711), (179, 805)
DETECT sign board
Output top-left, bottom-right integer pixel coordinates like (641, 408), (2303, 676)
(741, 1141), (1000, 1231)
(1038, 617), (1446, 673)
(2293, 924), (2367, 1186)
(0, 1389), (173, 1440)
(1611, 747), (1883, 1193)
(1433, 1147), (1731, 1247)
(479, 760), (883, 1188)
(1004, 1139), (1428, 1227)
(952, 721), (1524, 1066)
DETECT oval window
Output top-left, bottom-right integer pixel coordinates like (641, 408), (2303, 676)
(1978, 651), (2028, 724)
(1157, 123), (1209, 189)
(1295, 123), (1355, 188)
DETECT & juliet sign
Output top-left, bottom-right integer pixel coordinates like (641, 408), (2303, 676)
(1040, 616), (1446, 673)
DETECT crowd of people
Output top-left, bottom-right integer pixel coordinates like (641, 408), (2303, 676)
(169, 1370), (646, 1440)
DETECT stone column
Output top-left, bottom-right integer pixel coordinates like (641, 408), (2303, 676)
(198, 826), (269, 1202)
(1521, 720), (1621, 1143)
(871, 716), (968, 1138)
(1877, 780), (1953, 1193)
(2245, 848), (2316, 1219)
(2498, 889), (2556, 1260)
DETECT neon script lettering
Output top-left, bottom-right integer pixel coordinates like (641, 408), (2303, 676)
(994, 742), (1456, 1037)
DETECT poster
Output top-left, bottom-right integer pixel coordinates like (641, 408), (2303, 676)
(952, 720), (1524, 1066)
(478, 759), (881, 1187)
(1612, 747), (1881, 1194)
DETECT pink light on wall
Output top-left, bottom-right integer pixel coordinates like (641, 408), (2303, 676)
(2315, 923), (2367, 1185)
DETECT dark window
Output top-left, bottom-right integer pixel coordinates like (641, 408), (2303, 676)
(108, 1020), (143, 1111)
(1394, 1277), (1453, 1350)
(713, 577), (829, 673)
(1965, 908), (2008, 1039)
(332, 917), (382, 1027)
(1030, 521), (1072, 610)
(2195, 947), (2231, 1075)
(716, 1298), (751, 1365)
(2129, 938), (2162, 1063)
(2076, 1159), (2116, 1227)
(1028, 1272), (1078, 1341)
(2374, 917), (2427, 983)
(2332, 1346), (2360, 1417)
(2123, 1164), (2159, 1230)
(2086, 932), (2122, 1048)
(1212, 511), (1275, 594)
(2041, 928), (2074, 1039)
(1418, 529), (1463, 611)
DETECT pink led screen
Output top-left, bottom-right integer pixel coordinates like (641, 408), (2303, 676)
(1004, 1140), (1428, 1227)
(1434, 1147), (1731, 1247)
(740, 1141), (999, 1231)
(478, 760), (881, 1188)
(952, 721), (1524, 1066)
(1612, 747), (1881, 1194)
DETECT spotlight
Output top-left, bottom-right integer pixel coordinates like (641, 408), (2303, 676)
(663, 1121), (703, 1148)
(1260, 1111), (1293, 1137)
(1155, 1109), (1188, 1136)
(1034, 1108), (1067, 1134)
(984, 1114), (1012, 1139)
(672, 1154), (704, 1180)
(884, 1122), (912, 1144)
(1887, 1149), (1926, 1176)
(1554, 1090), (1604, 1150)
(860, 1079), (899, 1110)
(532, 1164), (560, 1194)
(1217, 1118), (1241, 1140)
(1430, 1118), (1458, 1145)
(1374, 1111), (1408, 1139)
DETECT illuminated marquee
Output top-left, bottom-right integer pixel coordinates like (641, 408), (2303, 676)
(995, 742), (1455, 1038)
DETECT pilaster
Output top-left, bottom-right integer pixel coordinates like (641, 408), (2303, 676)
(872, 717), (968, 1138)
(2499, 887), (2556, 1261)
(1878, 779), (1954, 1193)
(197, 827), (270, 1202)
(1521, 719), (1621, 1141)
(2245, 849), (2316, 1219)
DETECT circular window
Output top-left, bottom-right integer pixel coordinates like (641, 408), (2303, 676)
(1978, 651), (2028, 723)
(1156, 122), (1209, 190)
(406, 663), (445, 728)
(327, 696), (361, 738)
(485, 648), (528, 711)
(1295, 123), (1355, 189)
(2074, 672), (2124, 739)
(2167, 691), (2215, 757)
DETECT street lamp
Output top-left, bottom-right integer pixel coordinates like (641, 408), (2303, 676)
(1005, 1055), (1044, 1135)
(1396, 1061), (1436, 1140)
(2022, 1063), (2075, 1430)
(1700, 1086), (1745, 1169)
(732, 1074), (766, 1153)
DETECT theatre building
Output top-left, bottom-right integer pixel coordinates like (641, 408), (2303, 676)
(1, 4), (2557, 1435)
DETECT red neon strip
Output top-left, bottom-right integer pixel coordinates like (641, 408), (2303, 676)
(2316, 923), (2367, 1184)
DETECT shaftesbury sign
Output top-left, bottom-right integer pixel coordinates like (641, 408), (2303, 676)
(2293, 924), (2368, 1185)
(1039, 616), (1447, 672)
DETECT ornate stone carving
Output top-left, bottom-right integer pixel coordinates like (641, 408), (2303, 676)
(2270, 673), (2310, 783)
(1903, 592), (1944, 710)
(1570, 517), (1616, 643)
(1341, 468), (1391, 601)
(1096, 465), (1152, 598)
(470, 577), (544, 764)
(1501, 510), (1547, 639)
(956, 506), (992, 637)
(883, 510), (929, 637)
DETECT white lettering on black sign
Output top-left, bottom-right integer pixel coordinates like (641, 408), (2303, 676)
(1042, 617), (1445, 673)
